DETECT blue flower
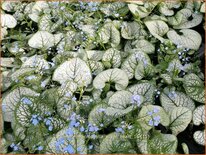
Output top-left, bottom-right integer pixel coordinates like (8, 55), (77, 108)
(131, 94), (142, 106)
(80, 126), (85, 132)
(97, 108), (105, 113)
(48, 125), (53, 131)
(32, 118), (39, 126)
(13, 146), (19, 151)
(10, 143), (19, 151)
(10, 143), (15, 148)
(91, 134), (97, 139)
(88, 125), (99, 132)
(148, 119), (154, 126)
(115, 127), (124, 133)
(74, 122), (80, 127)
(88, 145), (93, 150)
(63, 144), (74, 154)
(37, 146), (43, 151)
(69, 120), (77, 127)
(147, 111), (153, 116)
(72, 96), (77, 101)
(45, 119), (51, 126)
(66, 127), (74, 136)
(153, 107), (159, 113)
(21, 97), (32, 105)
(65, 92), (71, 97)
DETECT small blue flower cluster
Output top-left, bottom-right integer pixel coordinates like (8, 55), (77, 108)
(21, 97), (32, 105)
(131, 94), (142, 106)
(115, 121), (133, 134)
(44, 117), (53, 131)
(10, 143), (19, 151)
(147, 107), (161, 127)
(30, 114), (42, 126)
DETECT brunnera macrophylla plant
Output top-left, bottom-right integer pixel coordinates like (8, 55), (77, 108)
(0, 0), (205, 154)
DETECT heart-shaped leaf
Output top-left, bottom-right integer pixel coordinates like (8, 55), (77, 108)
(137, 105), (170, 131)
(2, 87), (39, 122)
(121, 51), (151, 79)
(127, 82), (155, 105)
(183, 73), (205, 103)
(28, 31), (55, 50)
(193, 130), (205, 146)
(98, 22), (120, 47)
(102, 48), (121, 68)
(105, 90), (143, 117)
(135, 62), (155, 80)
(167, 29), (202, 50)
(47, 127), (87, 154)
(132, 39), (155, 54)
(53, 58), (92, 87)
(160, 90), (195, 112)
(21, 55), (50, 71)
(100, 132), (135, 154)
(169, 107), (192, 135)
(193, 105), (205, 126)
(93, 68), (129, 90)
(1, 14), (17, 28)
(148, 132), (178, 154)
(88, 104), (113, 127)
(121, 21), (146, 39)
(128, 4), (151, 18)
(144, 20), (169, 42)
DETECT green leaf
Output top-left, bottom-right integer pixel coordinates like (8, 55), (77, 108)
(47, 127), (87, 154)
(98, 22), (120, 47)
(183, 73), (205, 103)
(1, 14), (17, 28)
(169, 107), (192, 135)
(160, 74), (172, 84)
(87, 60), (104, 75)
(182, 143), (189, 154)
(102, 48), (121, 68)
(193, 105), (205, 126)
(100, 2), (129, 17)
(127, 82), (155, 105)
(148, 132), (178, 154)
(134, 61), (155, 80)
(53, 58), (92, 87)
(121, 21), (146, 39)
(200, 2), (205, 13)
(193, 130), (205, 146)
(93, 68), (129, 90)
(128, 4), (151, 18)
(121, 51), (151, 79)
(160, 90), (195, 112)
(88, 104), (113, 127)
(28, 31), (55, 50)
(167, 29), (202, 50)
(86, 50), (104, 61)
(144, 20), (169, 42)
(99, 132), (136, 154)
(2, 87), (39, 122)
(173, 12), (203, 29)
(105, 90), (143, 117)
(132, 39), (155, 54)
(137, 105), (170, 131)
(21, 55), (50, 71)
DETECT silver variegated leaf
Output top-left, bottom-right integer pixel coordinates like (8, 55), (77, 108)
(53, 58), (92, 87)
(100, 132), (136, 154)
(183, 73), (205, 103)
(193, 105), (205, 126)
(160, 90), (195, 112)
(169, 107), (192, 135)
(93, 68), (129, 90)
